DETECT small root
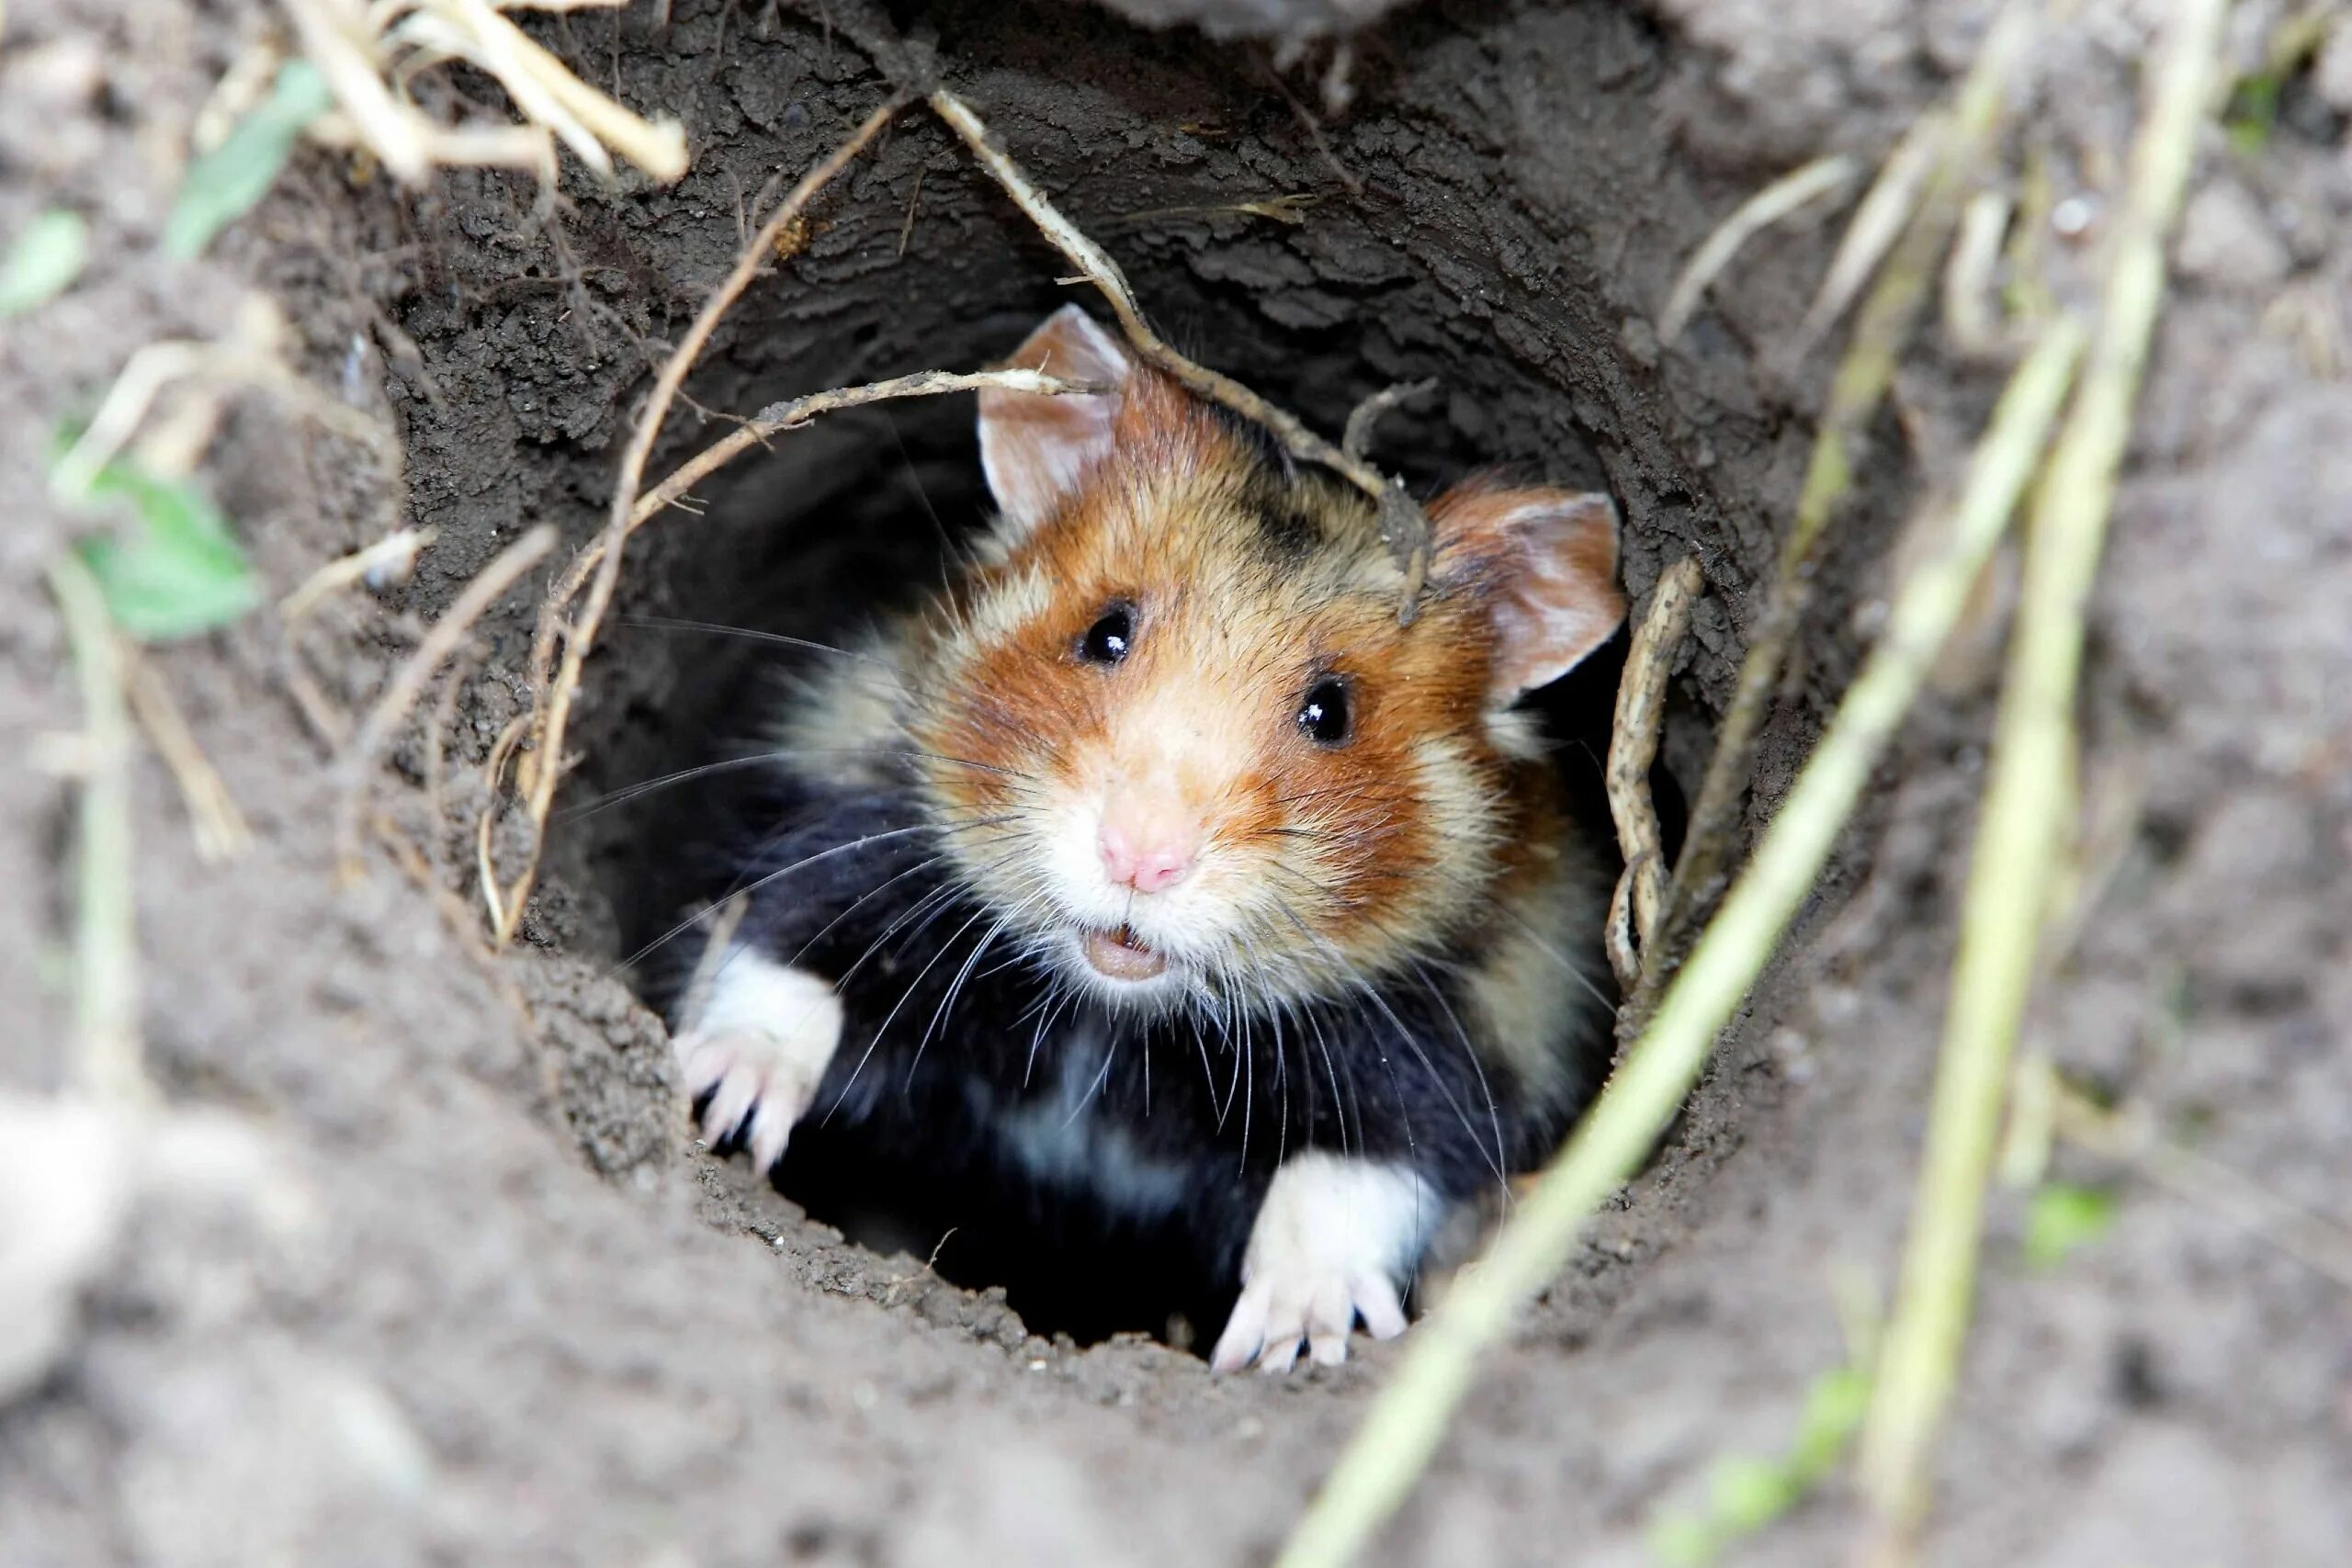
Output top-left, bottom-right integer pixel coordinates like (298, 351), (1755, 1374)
(339, 525), (556, 882)
(1604, 556), (1704, 1023)
(125, 655), (252, 863)
(930, 86), (1437, 623)
(1657, 155), (1860, 346)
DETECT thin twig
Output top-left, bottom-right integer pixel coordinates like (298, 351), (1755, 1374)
(46, 554), (149, 1106)
(341, 525), (556, 878)
(1341, 378), (1438, 463)
(281, 526), (439, 621)
(1853, 3), (2227, 1551)
(929, 87), (1440, 623)
(1606, 557), (1704, 989)
(1657, 155), (1860, 345)
(125, 654), (252, 863)
(543, 367), (1100, 617)
(1273, 316), (2087, 1568)
(1632, 0), (2039, 1032)
(491, 97), (901, 943)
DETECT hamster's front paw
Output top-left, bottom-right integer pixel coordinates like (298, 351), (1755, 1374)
(674, 950), (844, 1173)
(1211, 1152), (1439, 1374)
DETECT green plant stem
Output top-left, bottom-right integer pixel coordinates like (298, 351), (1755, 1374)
(1274, 318), (2086, 1568)
(46, 552), (149, 1104)
(1636, 1), (2040, 1025)
(1853, 0), (2232, 1549)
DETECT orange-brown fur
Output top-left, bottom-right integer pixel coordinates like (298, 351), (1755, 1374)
(831, 363), (1611, 1089)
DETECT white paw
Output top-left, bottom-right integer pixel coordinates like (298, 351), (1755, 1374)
(674, 949), (843, 1173)
(1211, 1153), (1440, 1374)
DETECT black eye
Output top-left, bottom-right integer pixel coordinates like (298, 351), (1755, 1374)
(1296, 677), (1352, 746)
(1079, 604), (1134, 664)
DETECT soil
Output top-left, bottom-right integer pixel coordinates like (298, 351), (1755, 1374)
(6, 1), (2349, 1564)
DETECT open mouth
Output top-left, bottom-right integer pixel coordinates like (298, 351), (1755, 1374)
(1079, 924), (1169, 983)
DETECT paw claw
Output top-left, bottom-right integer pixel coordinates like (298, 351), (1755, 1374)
(1210, 1154), (1438, 1375)
(673, 954), (843, 1174)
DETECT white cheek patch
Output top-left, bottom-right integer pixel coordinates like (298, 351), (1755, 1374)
(1211, 1152), (1442, 1373)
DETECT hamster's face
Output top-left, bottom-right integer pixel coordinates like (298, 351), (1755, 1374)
(905, 308), (1625, 1018)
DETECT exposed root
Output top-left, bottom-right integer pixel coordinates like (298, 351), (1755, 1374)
(45, 555), (149, 1107)
(929, 87), (1440, 623)
(1657, 155), (1859, 346)
(544, 367), (1104, 620)
(339, 525), (557, 881)
(1340, 378), (1439, 464)
(282, 0), (687, 187)
(281, 526), (439, 621)
(487, 96), (902, 944)
(48, 295), (401, 519)
(1602, 557), (1703, 1001)
(125, 654), (252, 863)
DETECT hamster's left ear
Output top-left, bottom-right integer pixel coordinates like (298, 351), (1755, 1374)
(1431, 484), (1627, 705)
(978, 305), (1136, 537)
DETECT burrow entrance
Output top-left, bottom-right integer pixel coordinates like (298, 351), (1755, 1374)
(390, 0), (1798, 1350)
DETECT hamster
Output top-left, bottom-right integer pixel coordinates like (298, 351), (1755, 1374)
(670, 305), (1627, 1371)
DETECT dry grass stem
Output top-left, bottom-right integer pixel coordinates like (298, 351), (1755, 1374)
(1792, 114), (1945, 358)
(1634, 0), (2039, 1030)
(1943, 190), (2018, 357)
(339, 524), (556, 878)
(1854, 1), (2229, 1550)
(45, 554), (150, 1106)
(126, 656), (253, 863)
(485, 97), (900, 943)
(1657, 154), (1860, 345)
(1276, 312), (2087, 1568)
(283, 0), (686, 186)
(50, 303), (402, 508)
(281, 526), (440, 620)
(1606, 557), (1704, 993)
(929, 87), (1440, 622)
(546, 367), (1102, 615)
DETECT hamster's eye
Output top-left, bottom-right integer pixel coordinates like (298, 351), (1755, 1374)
(1296, 677), (1352, 746)
(1079, 604), (1135, 665)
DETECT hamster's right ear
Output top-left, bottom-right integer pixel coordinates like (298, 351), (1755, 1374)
(978, 305), (1136, 537)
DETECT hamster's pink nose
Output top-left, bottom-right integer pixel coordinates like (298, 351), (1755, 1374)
(1098, 807), (1198, 894)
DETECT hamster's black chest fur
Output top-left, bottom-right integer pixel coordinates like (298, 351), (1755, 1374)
(680, 781), (1592, 1341)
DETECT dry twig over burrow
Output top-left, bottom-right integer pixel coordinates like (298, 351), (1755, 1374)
(1602, 557), (1704, 998)
(543, 367), (1103, 618)
(338, 525), (556, 880)
(928, 87), (1442, 623)
(1274, 310), (2087, 1568)
(45, 555), (150, 1107)
(484, 97), (902, 944)
(1854, 0), (2229, 1553)
(1629, 0), (2040, 1032)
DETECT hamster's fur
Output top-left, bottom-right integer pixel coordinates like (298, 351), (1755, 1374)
(672, 306), (1626, 1371)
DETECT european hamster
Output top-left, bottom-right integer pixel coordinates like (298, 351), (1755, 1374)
(672, 306), (1626, 1371)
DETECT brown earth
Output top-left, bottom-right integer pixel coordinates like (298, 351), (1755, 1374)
(4, 0), (2348, 1564)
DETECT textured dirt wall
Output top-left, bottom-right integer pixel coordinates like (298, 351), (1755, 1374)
(5, 0), (2348, 1564)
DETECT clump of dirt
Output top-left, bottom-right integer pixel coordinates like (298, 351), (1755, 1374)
(6, 0), (2350, 1563)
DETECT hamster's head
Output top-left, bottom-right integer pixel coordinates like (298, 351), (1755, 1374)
(905, 306), (1626, 1017)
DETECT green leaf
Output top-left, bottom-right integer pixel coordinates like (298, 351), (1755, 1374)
(164, 61), (335, 259)
(66, 458), (261, 641)
(2024, 1182), (2119, 1269)
(0, 209), (89, 317)
(1791, 1364), (1871, 1472)
(1646, 1512), (1720, 1568)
